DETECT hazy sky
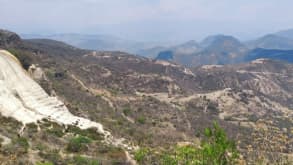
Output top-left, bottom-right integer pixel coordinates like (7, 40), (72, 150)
(1, 0), (293, 42)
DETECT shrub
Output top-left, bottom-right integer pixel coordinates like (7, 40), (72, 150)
(134, 148), (149, 163)
(1, 137), (29, 155)
(26, 123), (38, 134)
(38, 149), (62, 164)
(96, 143), (125, 161)
(8, 49), (34, 70)
(66, 135), (91, 152)
(122, 108), (131, 116)
(46, 128), (64, 137)
(160, 154), (178, 165)
(223, 115), (233, 121)
(137, 116), (146, 124)
(35, 143), (46, 151)
(36, 162), (54, 165)
(248, 114), (258, 122)
(72, 155), (101, 165)
(66, 126), (104, 141)
(174, 145), (202, 164)
(14, 137), (29, 153)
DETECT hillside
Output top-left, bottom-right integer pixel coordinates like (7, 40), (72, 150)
(0, 29), (292, 164)
(0, 29), (22, 48)
(246, 34), (293, 50)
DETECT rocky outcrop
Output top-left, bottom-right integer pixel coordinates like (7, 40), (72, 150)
(0, 29), (21, 48)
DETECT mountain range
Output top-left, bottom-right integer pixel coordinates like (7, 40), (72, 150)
(21, 33), (171, 54)
(22, 29), (293, 67)
(0, 29), (292, 164)
(146, 29), (293, 66)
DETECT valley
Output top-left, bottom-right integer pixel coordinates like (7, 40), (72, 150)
(0, 29), (292, 164)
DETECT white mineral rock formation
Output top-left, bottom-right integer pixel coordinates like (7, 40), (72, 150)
(0, 50), (106, 134)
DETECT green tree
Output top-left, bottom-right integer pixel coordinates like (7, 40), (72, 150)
(201, 122), (239, 165)
(134, 122), (239, 164)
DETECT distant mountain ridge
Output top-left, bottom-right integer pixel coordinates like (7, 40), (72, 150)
(246, 34), (293, 50)
(156, 35), (248, 66)
(21, 33), (166, 54)
(155, 31), (293, 66)
(200, 35), (243, 48)
(21, 28), (293, 67)
(275, 28), (293, 40)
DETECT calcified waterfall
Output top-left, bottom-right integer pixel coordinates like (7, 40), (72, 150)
(0, 50), (107, 133)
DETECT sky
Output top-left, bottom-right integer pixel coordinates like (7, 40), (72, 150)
(1, 0), (293, 42)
